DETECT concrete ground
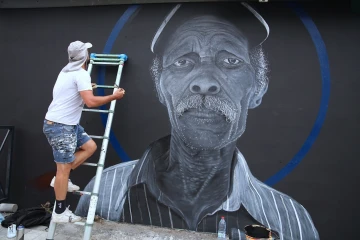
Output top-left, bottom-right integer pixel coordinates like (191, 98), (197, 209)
(0, 218), (226, 240)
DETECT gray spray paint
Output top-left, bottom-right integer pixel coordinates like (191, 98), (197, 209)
(76, 3), (319, 240)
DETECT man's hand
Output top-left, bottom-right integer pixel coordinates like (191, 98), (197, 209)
(80, 87), (125, 108)
(113, 88), (125, 100)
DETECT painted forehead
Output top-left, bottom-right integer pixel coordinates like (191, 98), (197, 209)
(164, 16), (248, 54)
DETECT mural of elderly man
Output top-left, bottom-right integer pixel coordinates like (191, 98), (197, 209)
(76, 3), (320, 239)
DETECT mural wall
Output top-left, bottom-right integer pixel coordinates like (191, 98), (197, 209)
(1, 1), (360, 239)
(75, 3), (318, 239)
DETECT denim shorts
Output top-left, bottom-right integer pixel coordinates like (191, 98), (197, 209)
(43, 120), (91, 164)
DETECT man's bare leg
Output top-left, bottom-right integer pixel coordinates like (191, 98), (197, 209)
(51, 139), (96, 192)
(54, 163), (72, 200)
(51, 141), (95, 221)
(52, 161), (82, 222)
(71, 139), (97, 170)
(53, 162), (73, 217)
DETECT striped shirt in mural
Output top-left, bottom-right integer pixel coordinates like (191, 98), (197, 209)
(75, 136), (319, 240)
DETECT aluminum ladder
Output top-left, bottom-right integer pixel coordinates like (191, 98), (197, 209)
(46, 53), (128, 240)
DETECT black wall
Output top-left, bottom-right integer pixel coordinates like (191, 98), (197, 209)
(0, 1), (359, 238)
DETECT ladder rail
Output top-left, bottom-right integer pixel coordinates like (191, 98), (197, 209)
(87, 61), (94, 75)
(46, 205), (57, 240)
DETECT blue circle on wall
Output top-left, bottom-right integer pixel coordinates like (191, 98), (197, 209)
(97, 3), (330, 186)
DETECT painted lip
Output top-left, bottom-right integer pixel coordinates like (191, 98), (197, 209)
(184, 108), (225, 120)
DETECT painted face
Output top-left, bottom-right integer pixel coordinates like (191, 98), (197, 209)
(159, 16), (257, 149)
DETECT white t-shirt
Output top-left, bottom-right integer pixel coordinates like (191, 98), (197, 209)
(45, 68), (92, 125)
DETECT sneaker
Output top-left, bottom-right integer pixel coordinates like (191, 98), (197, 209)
(52, 206), (82, 223)
(7, 224), (16, 238)
(50, 176), (80, 192)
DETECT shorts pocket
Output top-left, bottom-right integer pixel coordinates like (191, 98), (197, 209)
(63, 125), (75, 133)
(43, 124), (61, 136)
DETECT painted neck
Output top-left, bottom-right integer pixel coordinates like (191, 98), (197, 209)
(159, 130), (236, 203)
(154, 130), (236, 228)
(168, 132), (236, 170)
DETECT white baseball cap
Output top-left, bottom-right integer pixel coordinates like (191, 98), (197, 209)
(62, 40), (93, 72)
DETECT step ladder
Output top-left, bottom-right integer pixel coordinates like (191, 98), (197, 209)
(46, 53), (128, 240)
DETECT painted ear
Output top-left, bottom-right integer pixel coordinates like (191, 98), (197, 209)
(248, 45), (269, 109)
(249, 82), (268, 109)
(150, 55), (166, 105)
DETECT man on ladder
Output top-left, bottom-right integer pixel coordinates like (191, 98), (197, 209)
(43, 40), (125, 223)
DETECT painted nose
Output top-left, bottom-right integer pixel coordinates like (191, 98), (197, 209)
(190, 78), (220, 95)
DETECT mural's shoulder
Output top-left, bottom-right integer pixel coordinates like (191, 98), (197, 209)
(252, 177), (310, 212)
(102, 160), (139, 174)
(251, 178), (320, 239)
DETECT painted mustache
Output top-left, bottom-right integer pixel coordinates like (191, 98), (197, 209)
(175, 95), (238, 122)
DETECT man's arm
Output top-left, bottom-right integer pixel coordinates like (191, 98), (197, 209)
(80, 88), (125, 108)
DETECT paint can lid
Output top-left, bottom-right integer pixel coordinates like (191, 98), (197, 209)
(17, 225), (24, 229)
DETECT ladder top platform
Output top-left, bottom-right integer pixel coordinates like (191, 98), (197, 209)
(90, 53), (128, 61)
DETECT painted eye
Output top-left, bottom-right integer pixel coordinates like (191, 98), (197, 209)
(224, 58), (242, 65)
(174, 59), (191, 67)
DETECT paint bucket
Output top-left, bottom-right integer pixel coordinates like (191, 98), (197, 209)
(0, 203), (18, 212)
(244, 225), (280, 240)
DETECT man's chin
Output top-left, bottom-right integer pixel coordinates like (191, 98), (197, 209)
(182, 137), (230, 150)
(176, 114), (230, 131)
(177, 127), (230, 149)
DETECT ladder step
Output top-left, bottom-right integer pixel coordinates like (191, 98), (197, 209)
(92, 62), (122, 66)
(88, 135), (108, 139)
(93, 85), (118, 89)
(73, 190), (91, 196)
(90, 53), (128, 61)
(74, 222), (86, 226)
(82, 162), (104, 167)
(82, 109), (113, 113)
(82, 162), (98, 167)
(91, 58), (121, 62)
(91, 53), (123, 58)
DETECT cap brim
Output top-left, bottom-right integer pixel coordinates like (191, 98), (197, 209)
(84, 42), (93, 49)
